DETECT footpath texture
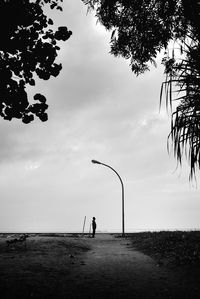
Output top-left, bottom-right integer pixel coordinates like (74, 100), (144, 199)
(0, 233), (200, 298)
(63, 234), (199, 299)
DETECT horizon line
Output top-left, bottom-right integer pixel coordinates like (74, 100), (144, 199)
(1, 228), (200, 234)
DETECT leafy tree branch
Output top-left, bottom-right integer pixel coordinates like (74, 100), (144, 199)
(83, 0), (200, 179)
(0, 0), (72, 123)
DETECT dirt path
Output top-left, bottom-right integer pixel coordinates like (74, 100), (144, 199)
(62, 234), (191, 299)
(1, 233), (199, 298)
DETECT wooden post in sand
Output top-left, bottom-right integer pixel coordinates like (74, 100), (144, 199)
(82, 216), (86, 236)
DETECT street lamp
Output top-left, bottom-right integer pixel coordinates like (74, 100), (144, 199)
(91, 159), (125, 237)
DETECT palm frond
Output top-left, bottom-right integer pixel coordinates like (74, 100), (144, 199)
(161, 38), (200, 179)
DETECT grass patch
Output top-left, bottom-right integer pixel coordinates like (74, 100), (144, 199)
(127, 231), (200, 266)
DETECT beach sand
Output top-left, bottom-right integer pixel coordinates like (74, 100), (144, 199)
(0, 232), (200, 298)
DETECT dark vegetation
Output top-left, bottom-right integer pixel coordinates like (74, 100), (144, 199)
(127, 231), (200, 267)
(0, 0), (71, 123)
(2, 0), (200, 177)
(83, 0), (200, 178)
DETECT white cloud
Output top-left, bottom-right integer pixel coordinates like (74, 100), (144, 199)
(0, 0), (199, 232)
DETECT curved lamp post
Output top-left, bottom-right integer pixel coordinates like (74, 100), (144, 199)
(91, 159), (125, 237)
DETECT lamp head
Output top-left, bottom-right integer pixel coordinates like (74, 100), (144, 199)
(91, 159), (101, 164)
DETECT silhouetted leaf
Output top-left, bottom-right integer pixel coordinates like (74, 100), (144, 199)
(0, 0), (72, 123)
(83, 0), (200, 178)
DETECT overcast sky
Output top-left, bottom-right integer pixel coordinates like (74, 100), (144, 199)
(0, 0), (200, 233)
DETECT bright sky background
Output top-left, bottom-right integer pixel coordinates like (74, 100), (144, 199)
(0, 0), (200, 233)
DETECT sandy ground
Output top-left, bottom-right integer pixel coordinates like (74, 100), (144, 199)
(0, 233), (200, 298)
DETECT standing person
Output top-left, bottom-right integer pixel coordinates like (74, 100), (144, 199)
(92, 217), (97, 238)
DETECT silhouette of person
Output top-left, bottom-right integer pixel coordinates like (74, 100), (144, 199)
(92, 217), (97, 238)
